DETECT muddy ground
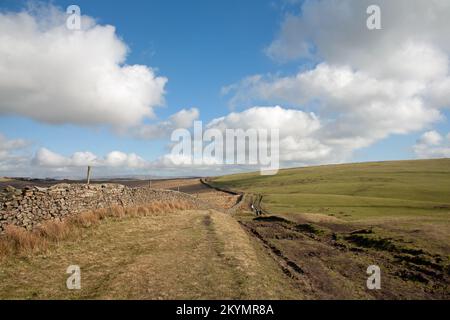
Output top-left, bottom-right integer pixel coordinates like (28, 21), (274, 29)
(237, 212), (449, 299)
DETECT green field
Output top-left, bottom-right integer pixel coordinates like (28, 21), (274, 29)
(211, 159), (450, 278)
(212, 159), (450, 219)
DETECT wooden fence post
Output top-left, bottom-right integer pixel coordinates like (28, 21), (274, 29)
(86, 166), (91, 185)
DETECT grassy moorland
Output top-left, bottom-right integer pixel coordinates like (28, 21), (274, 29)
(0, 159), (448, 299)
(0, 207), (300, 299)
(211, 159), (450, 298)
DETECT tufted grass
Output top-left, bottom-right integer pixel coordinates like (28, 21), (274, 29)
(0, 209), (301, 299)
(0, 200), (196, 259)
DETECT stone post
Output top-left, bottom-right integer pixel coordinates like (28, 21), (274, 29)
(86, 166), (91, 185)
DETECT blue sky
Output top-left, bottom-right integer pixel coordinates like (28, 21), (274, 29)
(1, 0), (450, 177)
(0, 0), (285, 161)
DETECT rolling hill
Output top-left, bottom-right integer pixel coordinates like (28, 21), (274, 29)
(211, 159), (450, 299)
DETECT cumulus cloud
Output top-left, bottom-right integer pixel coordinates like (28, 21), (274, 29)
(32, 148), (70, 167)
(133, 108), (200, 139)
(413, 131), (450, 158)
(0, 5), (167, 129)
(32, 148), (149, 169)
(0, 133), (30, 173)
(30, 146), (225, 177)
(0, 134), (28, 152)
(417, 131), (443, 146)
(266, 0), (450, 71)
(206, 106), (333, 164)
(104, 151), (148, 168)
(207, 106), (319, 135)
(222, 0), (450, 163)
(155, 107), (332, 168)
(150, 107), (324, 170)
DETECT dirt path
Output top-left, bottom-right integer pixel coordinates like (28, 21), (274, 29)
(0, 210), (302, 299)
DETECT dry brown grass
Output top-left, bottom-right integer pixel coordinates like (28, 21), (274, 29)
(36, 219), (71, 241)
(95, 208), (109, 220)
(108, 206), (125, 218)
(0, 199), (196, 258)
(124, 207), (138, 217)
(0, 209), (303, 299)
(0, 236), (13, 258)
(2, 225), (48, 254)
(137, 206), (148, 216)
(69, 211), (100, 228)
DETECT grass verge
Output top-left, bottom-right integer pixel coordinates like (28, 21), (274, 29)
(0, 200), (195, 259)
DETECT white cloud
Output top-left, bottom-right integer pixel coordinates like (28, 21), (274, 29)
(169, 108), (200, 129)
(413, 131), (450, 158)
(207, 106), (320, 136)
(0, 5), (167, 129)
(224, 65), (441, 153)
(32, 148), (70, 167)
(262, 0), (450, 108)
(30, 146), (225, 177)
(417, 131), (443, 146)
(206, 106), (334, 164)
(151, 107), (328, 169)
(267, 0), (450, 71)
(70, 151), (98, 167)
(223, 0), (450, 163)
(32, 148), (149, 169)
(0, 133), (30, 173)
(0, 134), (28, 151)
(133, 108), (199, 139)
(104, 151), (147, 168)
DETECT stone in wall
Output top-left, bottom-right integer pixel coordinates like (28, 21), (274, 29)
(0, 183), (212, 233)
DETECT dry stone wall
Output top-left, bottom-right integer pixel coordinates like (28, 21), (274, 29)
(0, 183), (211, 232)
